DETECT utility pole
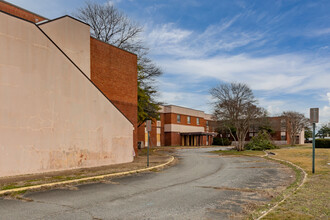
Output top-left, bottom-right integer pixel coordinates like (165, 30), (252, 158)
(146, 120), (152, 167)
(310, 108), (319, 174)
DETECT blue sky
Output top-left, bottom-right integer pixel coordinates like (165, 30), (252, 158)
(7, 0), (330, 124)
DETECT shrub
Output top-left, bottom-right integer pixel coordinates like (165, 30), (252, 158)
(245, 131), (277, 151)
(315, 139), (330, 148)
(212, 137), (231, 146)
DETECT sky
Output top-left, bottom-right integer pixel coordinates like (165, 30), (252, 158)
(7, 0), (330, 125)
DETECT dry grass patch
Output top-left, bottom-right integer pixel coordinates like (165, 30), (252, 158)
(211, 149), (265, 157)
(211, 144), (329, 219)
(271, 144), (329, 174)
(262, 144), (330, 219)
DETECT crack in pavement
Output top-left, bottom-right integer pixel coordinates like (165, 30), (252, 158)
(89, 161), (226, 207)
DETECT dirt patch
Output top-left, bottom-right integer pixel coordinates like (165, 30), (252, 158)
(233, 160), (265, 163)
(259, 145), (330, 219)
(234, 166), (293, 169)
(206, 189), (273, 219)
(198, 186), (274, 197)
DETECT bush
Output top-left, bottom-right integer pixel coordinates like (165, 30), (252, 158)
(212, 137), (231, 146)
(245, 131), (277, 151)
(315, 139), (330, 148)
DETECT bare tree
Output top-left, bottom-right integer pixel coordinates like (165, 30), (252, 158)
(74, 1), (162, 124)
(282, 111), (310, 145)
(211, 82), (266, 151)
(75, 1), (142, 51)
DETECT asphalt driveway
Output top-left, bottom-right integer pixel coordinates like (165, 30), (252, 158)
(0, 147), (294, 219)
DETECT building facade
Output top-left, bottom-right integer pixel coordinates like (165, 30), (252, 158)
(138, 105), (217, 147)
(213, 116), (305, 145)
(0, 0), (138, 153)
(0, 1), (138, 177)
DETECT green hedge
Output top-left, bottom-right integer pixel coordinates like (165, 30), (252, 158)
(315, 139), (330, 148)
(245, 131), (277, 151)
(212, 137), (231, 146)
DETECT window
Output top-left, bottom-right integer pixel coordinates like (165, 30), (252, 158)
(187, 116), (191, 124)
(280, 119), (286, 131)
(281, 131), (286, 141)
(177, 114), (181, 123)
(197, 118), (200, 125)
(206, 120), (208, 126)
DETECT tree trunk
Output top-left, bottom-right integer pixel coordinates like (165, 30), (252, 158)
(290, 133), (295, 146)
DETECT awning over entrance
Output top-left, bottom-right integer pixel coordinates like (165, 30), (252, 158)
(180, 132), (217, 136)
(180, 132), (217, 146)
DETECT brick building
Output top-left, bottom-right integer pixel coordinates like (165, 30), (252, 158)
(213, 116), (305, 145)
(0, 1), (138, 177)
(0, 0), (138, 153)
(138, 105), (217, 147)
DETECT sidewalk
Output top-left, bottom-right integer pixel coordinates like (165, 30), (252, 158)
(0, 149), (174, 195)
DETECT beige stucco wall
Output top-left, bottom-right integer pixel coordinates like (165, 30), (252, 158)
(164, 124), (205, 133)
(163, 105), (206, 118)
(39, 16), (91, 78)
(204, 113), (213, 121)
(299, 128), (305, 145)
(0, 12), (133, 178)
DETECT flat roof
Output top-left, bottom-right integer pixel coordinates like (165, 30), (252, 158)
(180, 132), (217, 136)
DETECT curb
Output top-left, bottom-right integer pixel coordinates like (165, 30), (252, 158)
(256, 151), (308, 220)
(0, 156), (175, 196)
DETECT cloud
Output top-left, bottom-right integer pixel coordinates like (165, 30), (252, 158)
(319, 93), (330, 123)
(258, 98), (286, 115)
(320, 106), (330, 122)
(147, 23), (192, 45)
(105, 0), (123, 7)
(305, 28), (330, 37)
(157, 53), (330, 93)
(144, 18), (265, 58)
(159, 91), (213, 113)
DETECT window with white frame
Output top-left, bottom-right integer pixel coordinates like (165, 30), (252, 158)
(197, 118), (200, 125)
(177, 114), (181, 123)
(187, 116), (191, 124)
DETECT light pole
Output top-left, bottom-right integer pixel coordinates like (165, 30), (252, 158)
(312, 122), (315, 173)
(310, 108), (319, 174)
(146, 120), (152, 167)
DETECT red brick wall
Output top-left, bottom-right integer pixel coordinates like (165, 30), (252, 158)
(137, 124), (145, 146)
(137, 122), (158, 147)
(0, 1), (139, 153)
(90, 37), (138, 153)
(0, 1), (46, 23)
(164, 113), (205, 127)
(160, 114), (165, 146)
(165, 132), (181, 146)
(162, 112), (208, 146)
(138, 112), (212, 146)
(137, 117), (164, 147)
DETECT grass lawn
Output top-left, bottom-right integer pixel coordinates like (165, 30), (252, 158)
(211, 144), (329, 219)
(263, 144), (329, 219)
(211, 149), (265, 157)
